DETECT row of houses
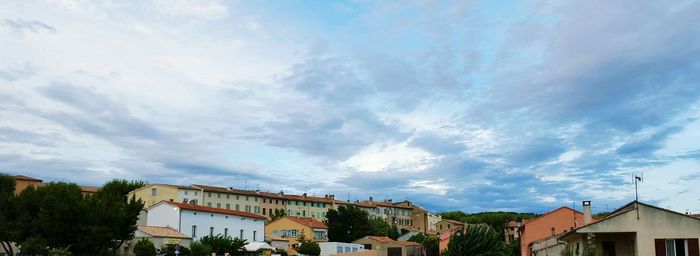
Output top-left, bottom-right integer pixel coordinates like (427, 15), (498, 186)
(514, 200), (700, 256)
(128, 183), (443, 233)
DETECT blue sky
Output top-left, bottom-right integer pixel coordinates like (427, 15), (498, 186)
(2, 0), (700, 214)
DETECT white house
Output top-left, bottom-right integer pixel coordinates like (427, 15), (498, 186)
(319, 242), (365, 256)
(146, 201), (266, 242)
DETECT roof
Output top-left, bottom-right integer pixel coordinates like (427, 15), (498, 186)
(366, 236), (396, 243)
(157, 201), (267, 219)
(276, 216), (328, 229)
(691, 214), (700, 219)
(282, 194), (334, 204)
(80, 186), (100, 193)
(522, 206), (582, 227)
(192, 184), (261, 196)
(397, 241), (422, 247)
(438, 219), (464, 225)
(13, 175), (42, 182)
(138, 226), (190, 239)
(439, 227), (461, 241)
(559, 201), (700, 240)
(244, 242), (274, 252)
(361, 201), (412, 209)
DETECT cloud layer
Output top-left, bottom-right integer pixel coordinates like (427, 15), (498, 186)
(1, 0), (700, 213)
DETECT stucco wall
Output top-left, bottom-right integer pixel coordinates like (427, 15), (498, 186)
(179, 208), (264, 242)
(521, 207), (585, 256)
(201, 192), (262, 214)
(146, 202), (181, 230)
(129, 185), (179, 208)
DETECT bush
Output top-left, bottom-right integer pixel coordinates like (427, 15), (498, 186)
(20, 236), (49, 256)
(190, 241), (212, 256)
(49, 247), (72, 256)
(297, 240), (320, 256)
(446, 225), (505, 256)
(159, 244), (191, 256)
(133, 239), (156, 256)
(198, 235), (247, 254)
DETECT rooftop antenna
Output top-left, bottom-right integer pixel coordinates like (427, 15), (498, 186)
(634, 173), (643, 219)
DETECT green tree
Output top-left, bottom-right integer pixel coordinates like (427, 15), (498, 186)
(159, 244), (191, 256)
(274, 248), (288, 256)
(368, 217), (392, 237)
(446, 225), (505, 256)
(0, 173), (17, 256)
(325, 206), (373, 242)
(296, 232), (320, 256)
(49, 247), (73, 256)
(199, 235), (248, 255)
(133, 239), (156, 256)
(503, 238), (520, 256)
(560, 244), (574, 256)
(88, 179), (145, 255)
(189, 241), (212, 256)
(439, 211), (537, 242)
(408, 234), (439, 256)
(271, 209), (286, 221)
(388, 226), (401, 240)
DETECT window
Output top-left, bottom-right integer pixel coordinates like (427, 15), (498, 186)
(236, 204), (240, 211)
(303, 210), (306, 217)
(227, 194), (230, 199)
(246, 196), (249, 201)
(217, 193), (221, 198)
(665, 239), (688, 256)
(210, 227), (214, 236)
(226, 204), (230, 209)
(207, 202), (212, 207)
(276, 200), (279, 204)
(263, 208), (266, 215)
(255, 197), (258, 202)
(314, 231), (326, 240)
(236, 195), (240, 200)
(184, 191), (188, 195)
(192, 225), (197, 237)
(551, 227), (556, 236)
(224, 228), (228, 237)
(151, 188), (157, 196)
(273, 230), (278, 236)
(208, 192), (211, 198)
(194, 191), (198, 196)
(217, 203), (221, 208)
(240, 229), (244, 239)
(253, 231), (257, 241)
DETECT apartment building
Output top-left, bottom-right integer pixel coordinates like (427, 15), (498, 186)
(192, 184), (262, 214)
(259, 191), (287, 219)
(361, 199), (413, 230)
(284, 193), (333, 220)
(127, 184), (202, 208)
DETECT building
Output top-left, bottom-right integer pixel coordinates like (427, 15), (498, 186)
(438, 228), (459, 254)
(119, 226), (192, 256)
(529, 235), (565, 256)
(12, 175), (100, 196)
(426, 213), (442, 232)
(319, 242), (365, 256)
(393, 200), (435, 233)
(435, 219), (464, 233)
(355, 202), (381, 219)
(560, 201), (700, 256)
(192, 184), (263, 215)
(520, 205), (587, 256)
(353, 236), (422, 256)
(504, 220), (523, 244)
(127, 184), (202, 208)
(283, 193), (334, 221)
(259, 191), (287, 220)
(146, 201), (266, 242)
(361, 199), (413, 230)
(265, 216), (329, 250)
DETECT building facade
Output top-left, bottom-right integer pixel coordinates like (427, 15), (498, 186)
(193, 185), (263, 215)
(520, 206), (586, 256)
(353, 236), (421, 256)
(435, 219), (464, 233)
(119, 226), (192, 256)
(283, 194), (333, 220)
(146, 201), (266, 242)
(504, 220), (523, 244)
(265, 216), (329, 250)
(127, 184), (202, 208)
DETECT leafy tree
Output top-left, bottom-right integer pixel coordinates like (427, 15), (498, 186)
(159, 244), (191, 256)
(368, 217), (392, 237)
(88, 179), (145, 255)
(296, 232), (320, 256)
(49, 247), (73, 256)
(503, 238), (520, 256)
(0, 173), (17, 256)
(199, 235), (248, 254)
(189, 241), (212, 256)
(439, 211), (537, 241)
(560, 244), (574, 256)
(445, 225), (505, 256)
(133, 239), (156, 256)
(388, 226), (401, 240)
(325, 206), (373, 242)
(271, 209), (286, 221)
(408, 234), (439, 256)
(20, 235), (49, 256)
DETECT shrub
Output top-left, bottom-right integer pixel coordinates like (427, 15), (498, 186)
(198, 235), (247, 254)
(297, 240), (320, 256)
(159, 244), (191, 256)
(189, 241), (212, 256)
(133, 239), (156, 256)
(49, 247), (72, 256)
(446, 225), (505, 256)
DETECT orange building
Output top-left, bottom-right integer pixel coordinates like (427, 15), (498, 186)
(520, 206), (586, 256)
(12, 175), (45, 195)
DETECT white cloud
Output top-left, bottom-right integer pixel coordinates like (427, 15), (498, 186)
(340, 141), (440, 172)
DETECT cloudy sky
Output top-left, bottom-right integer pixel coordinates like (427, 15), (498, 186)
(2, 0), (700, 214)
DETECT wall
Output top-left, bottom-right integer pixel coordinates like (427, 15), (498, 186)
(146, 202), (180, 230)
(13, 179), (45, 195)
(285, 199), (331, 221)
(530, 236), (566, 256)
(261, 195), (286, 219)
(200, 191), (262, 214)
(179, 208), (264, 242)
(129, 185), (179, 208)
(521, 207), (584, 256)
(319, 242), (365, 256)
(265, 217), (327, 247)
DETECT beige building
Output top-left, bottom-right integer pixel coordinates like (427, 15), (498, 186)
(504, 220), (523, 244)
(360, 199), (413, 230)
(265, 216), (328, 250)
(435, 219), (464, 233)
(127, 184), (202, 208)
(193, 184), (262, 214)
(120, 226), (191, 256)
(560, 201), (700, 256)
(353, 236), (422, 256)
(260, 191), (287, 219)
(284, 193), (333, 220)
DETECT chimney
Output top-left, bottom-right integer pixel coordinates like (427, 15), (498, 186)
(303, 193), (307, 197)
(369, 196), (373, 202)
(387, 199), (392, 203)
(329, 195), (335, 200)
(583, 201), (592, 225)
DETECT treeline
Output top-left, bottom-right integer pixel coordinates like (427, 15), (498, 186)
(439, 211), (538, 241)
(0, 173), (144, 256)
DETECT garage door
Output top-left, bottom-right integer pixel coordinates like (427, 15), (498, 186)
(388, 247), (402, 256)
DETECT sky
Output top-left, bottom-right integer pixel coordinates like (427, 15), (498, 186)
(1, 0), (700, 214)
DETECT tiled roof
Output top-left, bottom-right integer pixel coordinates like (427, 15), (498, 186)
(13, 175), (42, 182)
(138, 226), (190, 239)
(192, 184), (261, 196)
(361, 201), (412, 209)
(397, 241), (422, 247)
(355, 202), (378, 208)
(162, 201), (267, 219)
(691, 214), (700, 219)
(282, 194), (334, 204)
(366, 236), (396, 244)
(80, 186), (100, 193)
(282, 216), (328, 229)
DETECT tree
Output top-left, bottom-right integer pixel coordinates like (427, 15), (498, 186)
(271, 209), (286, 221)
(133, 239), (156, 256)
(408, 234), (439, 256)
(388, 226), (401, 240)
(368, 217), (392, 237)
(503, 238), (520, 256)
(297, 232), (320, 256)
(49, 247), (73, 256)
(274, 248), (288, 256)
(446, 225), (505, 256)
(88, 179), (145, 255)
(0, 173), (17, 256)
(189, 241), (212, 256)
(560, 244), (574, 256)
(159, 244), (191, 256)
(325, 206), (373, 242)
(439, 211), (537, 242)
(19, 235), (49, 256)
(199, 235), (248, 255)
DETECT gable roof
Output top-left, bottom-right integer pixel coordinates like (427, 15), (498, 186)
(13, 175), (42, 182)
(156, 201), (267, 219)
(282, 194), (334, 204)
(366, 236), (397, 243)
(138, 226), (190, 239)
(280, 216), (328, 229)
(397, 241), (422, 247)
(522, 206), (582, 227)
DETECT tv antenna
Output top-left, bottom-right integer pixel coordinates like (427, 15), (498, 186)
(634, 173), (643, 219)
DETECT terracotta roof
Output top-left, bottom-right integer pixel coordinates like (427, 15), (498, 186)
(138, 226), (190, 239)
(281, 216), (328, 229)
(161, 201), (267, 219)
(355, 202), (377, 208)
(397, 241), (422, 247)
(366, 236), (396, 243)
(282, 194), (334, 204)
(334, 200), (354, 205)
(522, 206), (582, 227)
(80, 186), (100, 193)
(192, 184), (261, 196)
(13, 175), (42, 182)
(361, 201), (412, 209)
(691, 214), (700, 219)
